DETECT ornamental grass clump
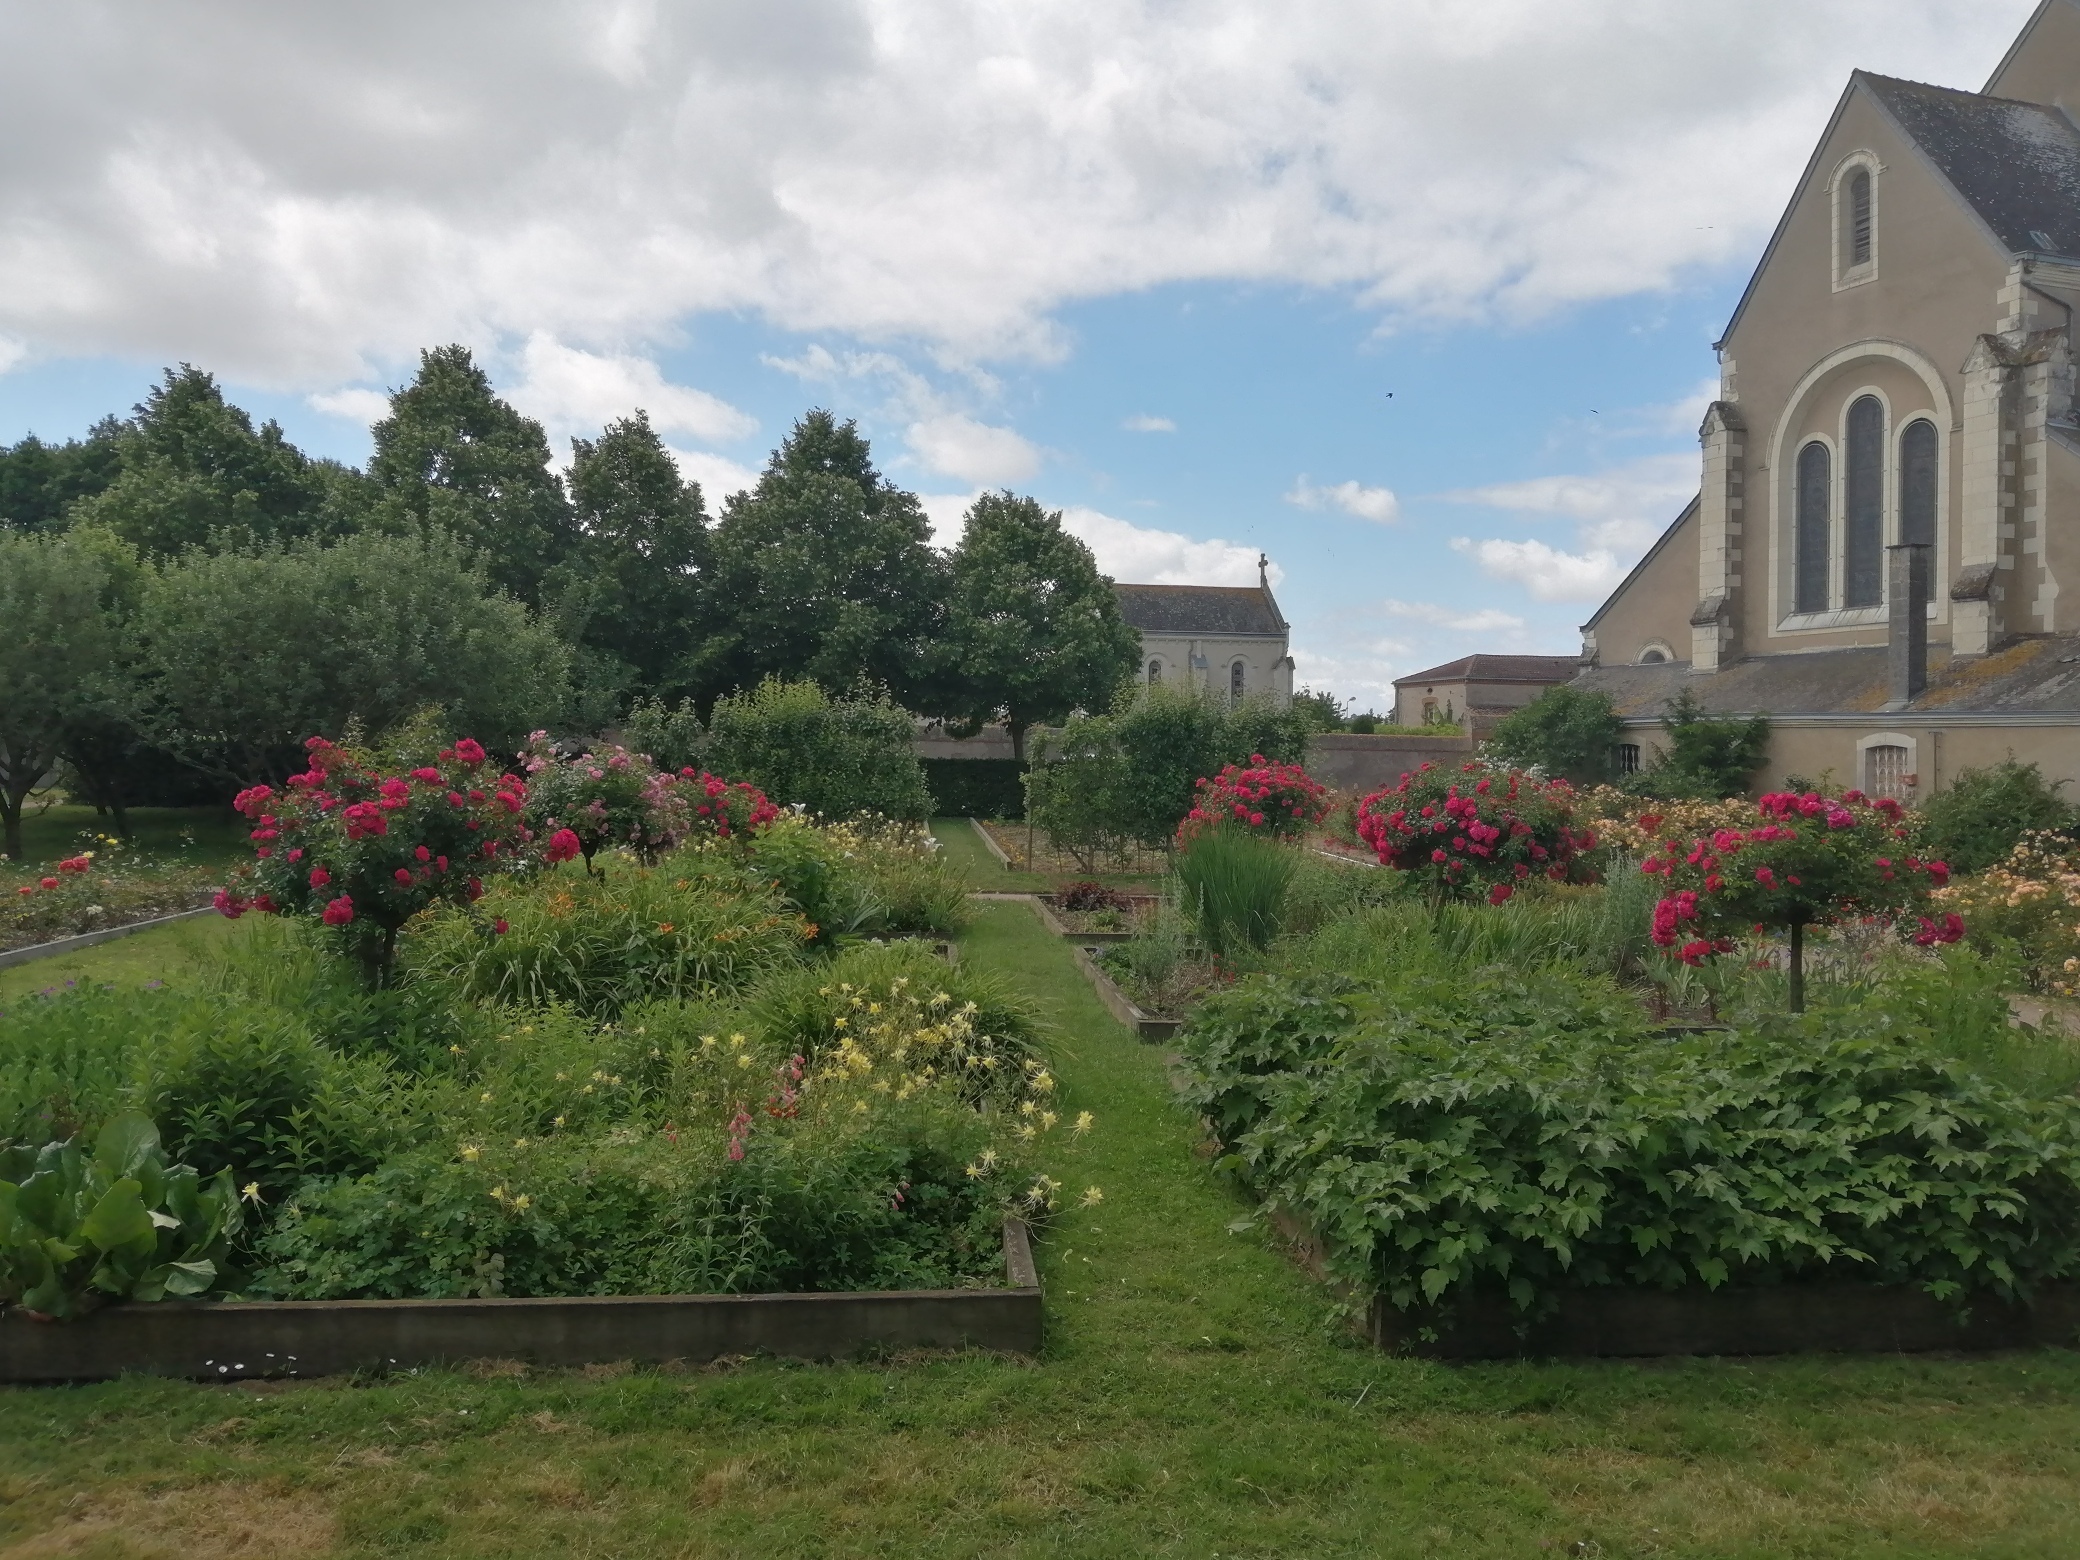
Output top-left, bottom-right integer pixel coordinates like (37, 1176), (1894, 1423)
(1174, 826), (1299, 960)
(1355, 761), (1595, 909)
(1640, 788), (1954, 1009)
(219, 733), (535, 985)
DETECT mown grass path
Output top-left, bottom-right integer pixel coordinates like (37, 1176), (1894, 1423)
(4, 888), (2080, 1554)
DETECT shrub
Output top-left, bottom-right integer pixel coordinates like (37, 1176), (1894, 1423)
(1640, 787), (1953, 1009)
(1633, 690), (1770, 800)
(1356, 762), (1595, 907)
(738, 813), (884, 946)
(705, 677), (931, 823)
(1057, 881), (1136, 913)
(1023, 716), (1133, 871)
(1175, 827), (1299, 960)
(1920, 759), (2074, 874)
(519, 737), (692, 870)
(220, 732), (536, 984)
(1481, 686), (1623, 786)
(1179, 968), (2080, 1317)
(835, 818), (970, 938)
(406, 861), (811, 1018)
(1176, 757), (1329, 847)
(619, 695), (705, 774)
(1931, 831), (2080, 994)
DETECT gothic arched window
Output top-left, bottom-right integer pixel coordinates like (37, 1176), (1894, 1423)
(1795, 440), (1831, 614)
(1230, 660), (1246, 700)
(1900, 418), (1938, 549)
(1844, 395), (1884, 608)
(1147, 659), (1162, 685)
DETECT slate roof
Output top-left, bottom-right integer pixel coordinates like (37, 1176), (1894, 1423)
(1576, 635), (2080, 720)
(1861, 72), (2080, 259)
(1394, 654), (1581, 688)
(1113, 584), (1285, 637)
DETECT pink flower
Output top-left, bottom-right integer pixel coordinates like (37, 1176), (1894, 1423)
(415, 845), (431, 862)
(494, 918), (509, 935)
(321, 895), (355, 926)
(39, 876), (59, 891)
(412, 768), (442, 784)
(453, 738), (487, 765)
(212, 888), (245, 919)
(394, 868), (412, 884)
(309, 866), (331, 888)
(468, 877), (485, 901)
(287, 847), (303, 862)
(1488, 883), (1513, 906)
(544, 828), (582, 864)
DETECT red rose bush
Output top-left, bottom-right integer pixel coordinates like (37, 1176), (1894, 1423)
(1176, 756), (1329, 848)
(1355, 762), (1596, 906)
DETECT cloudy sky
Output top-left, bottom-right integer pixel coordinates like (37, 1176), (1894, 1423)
(0, 0), (2043, 710)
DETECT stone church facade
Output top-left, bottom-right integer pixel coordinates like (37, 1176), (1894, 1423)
(1578, 0), (2080, 799)
(1114, 558), (1296, 707)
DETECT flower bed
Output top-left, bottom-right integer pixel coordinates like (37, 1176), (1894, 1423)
(2, 844), (219, 955)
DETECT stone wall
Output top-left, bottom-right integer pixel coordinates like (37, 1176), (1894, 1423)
(1304, 733), (1475, 793)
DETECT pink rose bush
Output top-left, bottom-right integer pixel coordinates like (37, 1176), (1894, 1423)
(1355, 762), (1596, 905)
(219, 734), (534, 983)
(1176, 757), (1328, 848)
(519, 734), (780, 872)
(1639, 787), (1956, 1008)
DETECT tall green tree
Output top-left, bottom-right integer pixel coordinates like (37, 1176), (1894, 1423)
(367, 345), (575, 604)
(138, 531), (571, 786)
(1482, 685), (1624, 786)
(943, 491), (1139, 760)
(68, 367), (359, 555)
(562, 411), (709, 703)
(0, 421), (124, 534)
(0, 530), (132, 858)
(693, 410), (943, 708)
(1642, 691), (1771, 800)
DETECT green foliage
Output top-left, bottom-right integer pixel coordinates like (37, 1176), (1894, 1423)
(0, 1112), (244, 1318)
(1634, 691), (1771, 800)
(1481, 685), (1622, 786)
(942, 492), (1139, 755)
(921, 757), (1026, 820)
(137, 530), (571, 784)
(738, 813), (883, 946)
(0, 422), (124, 535)
(620, 696), (705, 773)
(366, 345), (577, 604)
(692, 411), (944, 711)
(1920, 759), (2074, 874)
(406, 861), (810, 1018)
(705, 676), (931, 823)
(1174, 829), (1299, 959)
(1179, 962), (2080, 1317)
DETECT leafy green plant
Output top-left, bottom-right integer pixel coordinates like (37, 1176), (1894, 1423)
(1920, 759), (2074, 874)
(1632, 690), (1770, 800)
(1481, 686), (1623, 786)
(1174, 827), (1298, 960)
(705, 677), (932, 823)
(0, 1112), (244, 1319)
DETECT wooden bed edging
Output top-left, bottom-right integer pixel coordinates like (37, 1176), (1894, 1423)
(1030, 894), (1160, 947)
(1068, 941), (1182, 1041)
(0, 1220), (1041, 1383)
(1372, 1280), (2080, 1359)
(0, 907), (214, 971)
(968, 817), (1015, 869)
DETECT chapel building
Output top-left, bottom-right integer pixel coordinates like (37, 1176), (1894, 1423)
(1114, 556), (1296, 707)
(1577, 0), (2080, 798)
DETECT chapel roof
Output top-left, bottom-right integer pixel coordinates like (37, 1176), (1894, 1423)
(1860, 72), (2080, 260)
(1393, 654), (1581, 688)
(1574, 634), (2080, 719)
(1113, 583), (1286, 637)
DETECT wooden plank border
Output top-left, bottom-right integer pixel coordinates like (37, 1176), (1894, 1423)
(0, 907), (215, 971)
(968, 817), (1015, 870)
(0, 1221), (1041, 1383)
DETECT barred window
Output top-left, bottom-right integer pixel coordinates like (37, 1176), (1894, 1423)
(1614, 743), (1642, 776)
(1230, 660), (1246, 699)
(1147, 659), (1162, 684)
(1865, 743), (1911, 799)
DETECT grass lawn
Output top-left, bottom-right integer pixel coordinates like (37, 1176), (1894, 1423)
(932, 817), (1160, 898)
(8, 804), (245, 870)
(5, 893), (2080, 1553)
(0, 912), (256, 1004)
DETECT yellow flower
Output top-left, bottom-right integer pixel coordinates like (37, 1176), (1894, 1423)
(1073, 1111), (1094, 1135)
(461, 1144), (482, 1162)
(513, 1137), (529, 1148)
(513, 1193), (532, 1210)
(448, 1044), (464, 1055)
(479, 1091), (493, 1103)
(963, 1162), (986, 1179)
(737, 1054), (753, 1068)
(553, 1115), (566, 1128)
(240, 1181), (263, 1205)
(489, 1184), (508, 1201)
(978, 1148), (999, 1169)
(1080, 1187), (1104, 1208)
(582, 1084), (595, 1094)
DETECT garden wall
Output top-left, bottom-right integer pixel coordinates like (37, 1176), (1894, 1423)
(1304, 733), (1474, 794)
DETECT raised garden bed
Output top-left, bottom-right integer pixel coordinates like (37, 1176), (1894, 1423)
(1068, 941), (1182, 1041)
(1032, 894), (1161, 945)
(0, 1220), (1040, 1383)
(972, 820), (1164, 878)
(1371, 1281), (2080, 1359)
(0, 907), (215, 970)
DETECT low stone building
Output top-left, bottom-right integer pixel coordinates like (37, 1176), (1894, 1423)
(1391, 654), (1581, 734)
(1114, 557), (1295, 706)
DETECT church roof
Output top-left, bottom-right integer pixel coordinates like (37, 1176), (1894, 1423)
(1113, 583), (1285, 637)
(1576, 635), (2080, 720)
(1860, 73), (2080, 260)
(1393, 654), (1580, 688)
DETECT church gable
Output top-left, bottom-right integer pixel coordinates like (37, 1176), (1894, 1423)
(1986, 0), (2080, 120)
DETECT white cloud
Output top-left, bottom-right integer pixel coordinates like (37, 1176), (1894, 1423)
(307, 386), (391, 425)
(1381, 598), (1527, 633)
(1060, 505), (1276, 588)
(664, 446), (760, 506)
(1122, 414), (1175, 433)
(1289, 648), (1405, 714)
(1451, 537), (1625, 602)
(0, 337), (26, 375)
(509, 334), (754, 450)
(905, 413), (1040, 485)
(1285, 475), (1401, 524)
(0, 4), (2023, 383)
(918, 489), (978, 548)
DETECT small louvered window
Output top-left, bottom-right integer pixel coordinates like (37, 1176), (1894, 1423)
(1865, 743), (1910, 799)
(1614, 744), (1642, 776)
(1847, 169), (1873, 267)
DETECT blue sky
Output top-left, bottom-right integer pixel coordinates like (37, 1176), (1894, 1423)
(0, 1), (2036, 710)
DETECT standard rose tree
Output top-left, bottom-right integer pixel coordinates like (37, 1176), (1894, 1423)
(219, 735), (533, 984)
(1640, 789), (1956, 1010)
(1175, 757), (1328, 848)
(1356, 762), (1596, 907)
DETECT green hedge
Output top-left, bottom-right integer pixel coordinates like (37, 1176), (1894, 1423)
(923, 758), (1026, 820)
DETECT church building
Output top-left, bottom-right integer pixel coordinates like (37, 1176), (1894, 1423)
(1577, 0), (2080, 799)
(1114, 556), (1296, 707)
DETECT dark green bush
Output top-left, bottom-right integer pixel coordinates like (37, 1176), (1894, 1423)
(922, 757), (1026, 820)
(1482, 686), (1622, 786)
(1919, 759), (2075, 874)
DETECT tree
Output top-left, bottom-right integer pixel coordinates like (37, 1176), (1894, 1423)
(1482, 685), (1624, 786)
(1640, 691), (1770, 799)
(1919, 759), (2076, 874)
(367, 345), (576, 604)
(68, 367), (350, 555)
(0, 421), (124, 534)
(704, 677), (931, 823)
(0, 530), (131, 858)
(138, 531), (572, 787)
(561, 411), (710, 703)
(943, 492), (1139, 760)
(692, 411), (944, 709)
